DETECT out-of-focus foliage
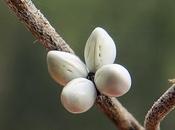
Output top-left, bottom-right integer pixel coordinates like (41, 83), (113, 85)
(0, 0), (175, 130)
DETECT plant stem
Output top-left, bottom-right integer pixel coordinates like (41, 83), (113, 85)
(5, 0), (144, 130)
(144, 84), (175, 130)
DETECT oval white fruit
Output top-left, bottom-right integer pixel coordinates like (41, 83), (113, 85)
(61, 78), (97, 114)
(84, 27), (116, 72)
(47, 51), (88, 86)
(94, 64), (131, 97)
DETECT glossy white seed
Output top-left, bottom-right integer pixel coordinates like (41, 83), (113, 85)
(47, 51), (88, 86)
(84, 27), (116, 72)
(61, 78), (97, 114)
(94, 64), (131, 97)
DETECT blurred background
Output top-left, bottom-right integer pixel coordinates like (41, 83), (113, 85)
(0, 0), (175, 130)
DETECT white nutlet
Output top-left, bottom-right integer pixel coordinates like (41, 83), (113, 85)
(47, 51), (88, 86)
(94, 64), (131, 97)
(61, 78), (97, 114)
(84, 27), (116, 72)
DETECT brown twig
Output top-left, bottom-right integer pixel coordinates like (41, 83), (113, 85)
(144, 83), (175, 130)
(6, 0), (73, 52)
(5, 0), (144, 130)
(97, 95), (144, 130)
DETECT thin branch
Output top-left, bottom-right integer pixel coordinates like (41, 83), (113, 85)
(97, 95), (144, 130)
(5, 0), (144, 130)
(6, 0), (73, 52)
(144, 83), (175, 130)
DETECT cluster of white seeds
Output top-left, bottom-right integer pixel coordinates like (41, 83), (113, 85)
(47, 27), (131, 114)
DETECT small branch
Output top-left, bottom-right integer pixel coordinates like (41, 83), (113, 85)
(96, 95), (144, 130)
(6, 0), (73, 52)
(144, 84), (175, 130)
(5, 0), (144, 130)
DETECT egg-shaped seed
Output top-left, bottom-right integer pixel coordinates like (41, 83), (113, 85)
(84, 27), (116, 72)
(61, 78), (97, 114)
(94, 64), (131, 97)
(47, 51), (88, 86)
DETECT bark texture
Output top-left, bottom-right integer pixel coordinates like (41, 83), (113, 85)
(96, 95), (144, 130)
(6, 0), (73, 52)
(144, 84), (175, 130)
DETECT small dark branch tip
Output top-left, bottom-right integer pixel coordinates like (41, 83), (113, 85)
(87, 72), (95, 81)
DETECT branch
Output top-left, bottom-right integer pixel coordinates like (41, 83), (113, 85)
(5, 0), (144, 130)
(97, 95), (144, 130)
(144, 83), (175, 130)
(6, 0), (73, 52)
